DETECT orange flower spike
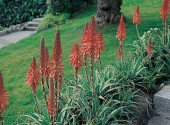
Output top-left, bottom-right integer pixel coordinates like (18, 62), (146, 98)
(27, 57), (41, 95)
(50, 30), (64, 79)
(80, 23), (89, 59)
(133, 5), (141, 25)
(82, 16), (98, 62)
(53, 30), (62, 63)
(116, 14), (126, 45)
(40, 37), (45, 76)
(0, 71), (9, 113)
(95, 32), (105, 60)
(146, 37), (152, 55)
(117, 46), (122, 59)
(160, 0), (170, 23)
(44, 47), (50, 78)
(48, 79), (56, 116)
(69, 43), (82, 78)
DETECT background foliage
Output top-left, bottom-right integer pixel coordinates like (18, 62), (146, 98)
(0, 0), (47, 27)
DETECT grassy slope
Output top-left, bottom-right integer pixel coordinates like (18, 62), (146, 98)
(0, 0), (166, 124)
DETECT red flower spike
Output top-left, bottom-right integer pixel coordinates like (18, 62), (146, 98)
(69, 43), (82, 78)
(117, 46), (122, 59)
(0, 72), (9, 114)
(95, 32), (105, 60)
(146, 37), (152, 55)
(160, 0), (170, 23)
(116, 14), (126, 45)
(40, 37), (45, 76)
(81, 16), (98, 62)
(48, 79), (56, 116)
(44, 47), (50, 78)
(69, 43), (82, 69)
(50, 30), (64, 90)
(133, 5), (141, 25)
(80, 23), (89, 60)
(27, 57), (41, 95)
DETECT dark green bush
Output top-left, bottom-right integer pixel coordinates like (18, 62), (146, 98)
(0, 0), (47, 27)
(47, 0), (95, 16)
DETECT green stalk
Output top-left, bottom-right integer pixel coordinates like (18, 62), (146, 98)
(54, 77), (60, 121)
(41, 77), (48, 107)
(136, 24), (141, 41)
(46, 77), (49, 89)
(50, 114), (54, 125)
(0, 113), (3, 125)
(33, 94), (41, 114)
(98, 54), (102, 72)
(84, 57), (89, 82)
(90, 50), (95, 97)
(74, 68), (78, 89)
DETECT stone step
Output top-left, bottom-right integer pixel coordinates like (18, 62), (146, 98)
(147, 86), (170, 125)
(27, 22), (39, 27)
(154, 86), (170, 114)
(24, 26), (37, 31)
(147, 115), (170, 125)
(32, 18), (43, 23)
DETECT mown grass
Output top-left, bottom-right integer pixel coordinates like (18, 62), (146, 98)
(0, 0), (168, 124)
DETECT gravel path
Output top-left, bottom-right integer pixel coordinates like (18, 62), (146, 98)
(0, 31), (36, 49)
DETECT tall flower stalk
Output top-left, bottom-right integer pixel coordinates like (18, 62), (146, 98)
(44, 46), (50, 89)
(40, 37), (48, 107)
(26, 57), (41, 114)
(95, 32), (105, 71)
(48, 79), (56, 125)
(133, 5), (141, 40)
(160, 0), (170, 43)
(80, 22), (89, 81)
(69, 43), (82, 88)
(146, 37), (152, 55)
(50, 30), (63, 119)
(0, 72), (8, 125)
(116, 14), (126, 46)
(116, 14), (126, 60)
(81, 16), (98, 84)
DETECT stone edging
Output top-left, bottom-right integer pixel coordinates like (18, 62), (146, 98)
(0, 23), (28, 36)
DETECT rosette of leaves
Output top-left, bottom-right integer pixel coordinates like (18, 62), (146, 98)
(63, 66), (141, 125)
(130, 28), (170, 92)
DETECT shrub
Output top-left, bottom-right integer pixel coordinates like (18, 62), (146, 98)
(0, 0), (46, 27)
(0, 25), (3, 31)
(38, 13), (70, 29)
(46, 0), (95, 16)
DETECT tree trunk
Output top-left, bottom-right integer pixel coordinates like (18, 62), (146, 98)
(96, 0), (122, 27)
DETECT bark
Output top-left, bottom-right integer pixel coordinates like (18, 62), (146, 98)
(96, 0), (122, 27)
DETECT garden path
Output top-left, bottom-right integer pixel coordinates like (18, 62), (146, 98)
(0, 31), (36, 49)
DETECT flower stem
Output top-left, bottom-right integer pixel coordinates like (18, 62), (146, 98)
(50, 114), (54, 125)
(90, 51), (95, 96)
(74, 68), (78, 89)
(46, 77), (49, 89)
(84, 58), (89, 82)
(33, 94), (41, 114)
(41, 77), (48, 107)
(136, 24), (141, 41)
(0, 113), (3, 125)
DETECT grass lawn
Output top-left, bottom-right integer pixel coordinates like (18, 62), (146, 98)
(0, 0), (168, 124)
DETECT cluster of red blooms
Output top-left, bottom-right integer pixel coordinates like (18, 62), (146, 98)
(116, 14), (126, 59)
(160, 0), (170, 23)
(0, 72), (8, 115)
(26, 30), (63, 124)
(69, 16), (105, 79)
(116, 4), (155, 58)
